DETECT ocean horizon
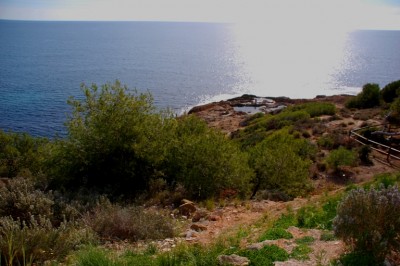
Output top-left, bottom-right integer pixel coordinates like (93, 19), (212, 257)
(1, 20), (400, 137)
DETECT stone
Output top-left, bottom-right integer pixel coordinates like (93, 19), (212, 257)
(192, 210), (208, 222)
(179, 202), (197, 216)
(190, 223), (208, 232)
(208, 214), (221, 221)
(217, 254), (250, 266)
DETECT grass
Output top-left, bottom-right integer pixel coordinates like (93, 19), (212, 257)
(258, 228), (293, 241)
(237, 245), (289, 266)
(290, 244), (313, 261)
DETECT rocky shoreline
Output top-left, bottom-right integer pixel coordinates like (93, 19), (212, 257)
(188, 94), (351, 134)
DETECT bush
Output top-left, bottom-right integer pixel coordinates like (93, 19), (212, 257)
(333, 186), (400, 262)
(288, 102), (336, 117)
(0, 216), (96, 265)
(297, 196), (340, 230)
(345, 83), (380, 109)
(381, 80), (400, 103)
(249, 129), (314, 198)
(0, 177), (54, 222)
(0, 130), (48, 178)
(325, 147), (357, 172)
(83, 202), (174, 242)
(237, 244), (289, 265)
(48, 81), (176, 197)
(258, 228), (293, 241)
(166, 115), (253, 200)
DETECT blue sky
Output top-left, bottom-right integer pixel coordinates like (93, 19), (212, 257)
(1, 0), (399, 30)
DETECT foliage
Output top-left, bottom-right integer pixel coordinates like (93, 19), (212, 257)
(334, 251), (379, 266)
(357, 145), (372, 165)
(0, 216), (96, 265)
(345, 83), (381, 109)
(166, 115), (253, 200)
(83, 201), (174, 242)
(0, 130), (47, 178)
(237, 244), (289, 266)
(272, 213), (298, 229)
(325, 147), (357, 172)
(249, 129), (314, 198)
(48, 81), (176, 197)
(320, 231), (335, 241)
(381, 79), (400, 103)
(258, 228), (293, 241)
(234, 110), (311, 148)
(290, 244), (312, 261)
(0, 177), (54, 223)
(297, 196), (341, 230)
(288, 102), (336, 117)
(333, 186), (400, 262)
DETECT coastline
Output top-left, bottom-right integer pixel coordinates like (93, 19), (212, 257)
(188, 94), (352, 134)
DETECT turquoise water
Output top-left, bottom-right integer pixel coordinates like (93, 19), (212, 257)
(0, 20), (399, 137)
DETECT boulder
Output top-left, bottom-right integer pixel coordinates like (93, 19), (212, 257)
(217, 254), (250, 266)
(192, 210), (208, 222)
(190, 223), (208, 232)
(179, 201), (196, 216)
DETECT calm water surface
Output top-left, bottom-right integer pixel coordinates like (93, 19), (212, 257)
(0, 20), (399, 137)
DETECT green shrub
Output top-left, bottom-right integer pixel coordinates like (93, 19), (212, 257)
(317, 135), (335, 150)
(273, 213), (297, 229)
(166, 115), (253, 200)
(333, 186), (400, 262)
(83, 202), (174, 242)
(381, 80), (400, 103)
(373, 173), (398, 188)
(249, 129), (314, 198)
(0, 130), (48, 178)
(297, 196), (340, 230)
(258, 228), (293, 241)
(288, 102), (336, 117)
(345, 83), (380, 109)
(0, 177), (54, 222)
(290, 244), (312, 261)
(320, 231), (335, 241)
(48, 81), (176, 197)
(325, 147), (357, 172)
(238, 244), (289, 266)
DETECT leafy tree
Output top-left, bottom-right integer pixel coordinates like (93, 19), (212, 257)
(346, 83), (380, 109)
(48, 81), (175, 197)
(333, 186), (400, 263)
(166, 115), (253, 199)
(249, 129), (313, 198)
(381, 79), (400, 103)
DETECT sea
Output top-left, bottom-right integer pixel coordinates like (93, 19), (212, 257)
(1, 20), (400, 137)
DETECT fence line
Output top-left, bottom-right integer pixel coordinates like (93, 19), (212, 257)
(350, 125), (400, 165)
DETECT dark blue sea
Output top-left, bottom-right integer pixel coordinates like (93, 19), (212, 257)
(1, 20), (400, 137)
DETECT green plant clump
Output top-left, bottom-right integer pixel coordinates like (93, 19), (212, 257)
(345, 83), (380, 109)
(325, 147), (357, 173)
(258, 228), (293, 242)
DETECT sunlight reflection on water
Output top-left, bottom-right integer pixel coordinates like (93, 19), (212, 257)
(230, 23), (355, 98)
